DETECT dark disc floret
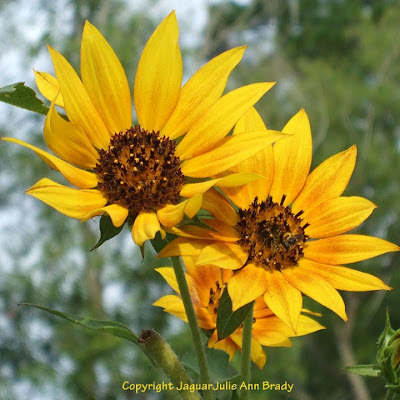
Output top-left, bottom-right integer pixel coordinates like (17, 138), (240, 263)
(94, 126), (185, 216)
(236, 195), (310, 271)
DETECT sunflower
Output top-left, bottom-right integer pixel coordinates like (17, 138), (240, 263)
(2, 12), (284, 246)
(159, 108), (399, 331)
(154, 256), (324, 368)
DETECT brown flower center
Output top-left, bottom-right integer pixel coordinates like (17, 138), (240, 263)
(95, 126), (184, 216)
(236, 195), (310, 271)
(208, 280), (226, 315)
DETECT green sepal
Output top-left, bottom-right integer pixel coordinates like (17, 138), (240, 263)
(19, 303), (138, 344)
(150, 231), (175, 254)
(0, 82), (49, 115)
(343, 364), (381, 377)
(91, 215), (124, 250)
(216, 288), (254, 341)
(378, 309), (396, 362)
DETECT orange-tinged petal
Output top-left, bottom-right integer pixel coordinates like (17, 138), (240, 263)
(134, 12), (182, 132)
(181, 130), (287, 178)
(2, 137), (98, 189)
(162, 46), (246, 140)
(34, 70), (64, 108)
(26, 178), (107, 219)
(202, 188), (238, 227)
(228, 265), (268, 310)
(208, 331), (237, 361)
(131, 211), (162, 246)
(196, 242), (248, 270)
(283, 265), (347, 321)
(165, 224), (237, 242)
(176, 82), (275, 160)
(223, 107), (274, 208)
(44, 100), (99, 169)
(184, 194), (202, 218)
(263, 269), (303, 332)
(292, 145), (357, 215)
(180, 173), (262, 198)
(81, 21), (132, 134)
(157, 201), (186, 227)
(48, 46), (110, 149)
(305, 234), (400, 265)
(158, 237), (211, 258)
(297, 258), (391, 292)
(83, 203), (128, 227)
(269, 109), (312, 205)
(305, 196), (376, 239)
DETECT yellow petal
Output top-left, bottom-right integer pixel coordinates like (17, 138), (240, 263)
(157, 201), (186, 227)
(305, 234), (400, 265)
(156, 267), (180, 294)
(181, 130), (287, 178)
(176, 82), (275, 160)
(305, 196), (376, 239)
(263, 269), (303, 332)
(202, 188), (238, 227)
(44, 100), (99, 169)
(297, 258), (391, 292)
(228, 265), (268, 310)
(283, 264), (348, 321)
(26, 178), (107, 219)
(131, 211), (162, 246)
(196, 242), (248, 270)
(34, 70), (64, 108)
(180, 173), (263, 198)
(83, 203), (128, 227)
(48, 46), (110, 149)
(2, 137), (98, 189)
(184, 194), (202, 218)
(81, 21), (132, 134)
(292, 145), (357, 215)
(162, 46), (246, 140)
(153, 295), (188, 322)
(134, 12), (182, 132)
(296, 315), (325, 336)
(269, 109), (312, 205)
(158, 237), (211, 258)
(222, 107), (274, 208)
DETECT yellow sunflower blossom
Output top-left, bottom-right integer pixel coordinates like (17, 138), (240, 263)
(2, 12), (285, 246)
(154, 256), (324, 369)
(159, 108), (399, 331)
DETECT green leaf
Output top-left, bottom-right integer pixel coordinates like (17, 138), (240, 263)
(0, 82), (49, 115)
(91, 215), (124, 250)
(216, 288), (254, 341)
(19, 303), (138, 344)
(343, 364), (381, 377)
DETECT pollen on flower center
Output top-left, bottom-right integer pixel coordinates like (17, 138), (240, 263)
(236, 195), (310, 271)
(95, 126), (185, 216)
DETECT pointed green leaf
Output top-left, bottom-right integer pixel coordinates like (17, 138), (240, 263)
(343, 364), (381, 377)
(0, 82), (49, 115)
(217, 288), (254, 341)
(19, 303), (138, 344)
(91, 215), (124, 250)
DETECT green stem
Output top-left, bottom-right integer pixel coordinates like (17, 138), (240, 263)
(171, 256), (213, 400)
(240, 302), (254, 400)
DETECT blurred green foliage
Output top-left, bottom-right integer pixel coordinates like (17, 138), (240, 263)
(0, 0), (399, 399)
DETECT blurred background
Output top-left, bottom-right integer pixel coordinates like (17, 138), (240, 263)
(0, 0), (399, 399)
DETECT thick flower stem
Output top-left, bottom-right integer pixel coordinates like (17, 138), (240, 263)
(171, 256), (213, 400)
(138, 329), (201, 400)
(240, 302), (254, 400)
